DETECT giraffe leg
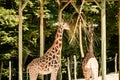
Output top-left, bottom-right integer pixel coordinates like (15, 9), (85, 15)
(91, 59), (98, 80)
(84, 69), (91, 80)
(91, 66), (98, 80)
(50, 69), (58, 80)
(29, 71), (38, 80)
(84, 74), (91, 80)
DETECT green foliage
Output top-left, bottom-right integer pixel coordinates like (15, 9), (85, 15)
(0, 0), (118, 79)
(0, 7), (18, 27)
(0, 7), (18, 56)
(83, 2), (100, 14)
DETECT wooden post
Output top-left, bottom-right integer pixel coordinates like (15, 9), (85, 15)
(0, 62), (3, 80)
(101, 0), (106, 80)
(118, 0), (120, 79)
(18, 0), (29, 80)
(18, 0), (23, 80)
(40, 0), (44, 80)
(57, 1), (71, 80)
(115, 53), (118, 73)
(67, 57), (71, 80)
(9, 61), (11, 80)
(79, 22), (84, 58)
(40, 0), (44, 56)
(74, 55), (77, 80)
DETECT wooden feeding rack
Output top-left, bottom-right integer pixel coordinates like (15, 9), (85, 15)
(60, 0), (118, 2)
(60, 0), (77, 2)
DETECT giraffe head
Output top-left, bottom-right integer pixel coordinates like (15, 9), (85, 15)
(59, 20), (70, 30)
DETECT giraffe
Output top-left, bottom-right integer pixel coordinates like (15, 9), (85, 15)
(27, 20), (70, 80)
(82, 23), (99, 80)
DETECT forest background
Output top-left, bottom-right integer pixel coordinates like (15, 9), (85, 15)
(0, 0), (118, 80)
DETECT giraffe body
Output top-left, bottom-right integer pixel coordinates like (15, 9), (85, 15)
(82, 57), (98, 80)
(27, 20), (70, 80)
(82, 24), (99, 80)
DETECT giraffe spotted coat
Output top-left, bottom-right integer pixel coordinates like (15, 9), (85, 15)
(27, 20), (70, 80)
(82, 24), (99, 80)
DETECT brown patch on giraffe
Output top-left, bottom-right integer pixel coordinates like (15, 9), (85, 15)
(59, 38), (62, 41)
(59, 34), (62, 37)
(42, 59), (45, 62)
(55, 45), (59, 49)
(51, 50), (55, 53)
(45, 65), (47, 68)
(57, 50), (60, 55)
(59, 43), (62, 47)
(49, 57), (52, 61)
(49, 53), (52, 56)
(56, 40), (58, 44)
(56, 56), (59, 60)
(54, 48), (58, 52)
(54, 60), (57, 64)
(48, 62), (51, 66)
(46, 57), (49, 60)
(53, 55), (55, 59)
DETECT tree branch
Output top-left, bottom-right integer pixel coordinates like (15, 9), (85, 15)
(93, 0), (102, 9)
(61, 0), (72, 11)
(21, 0), (29, 11)
(56, 0), (60, 6)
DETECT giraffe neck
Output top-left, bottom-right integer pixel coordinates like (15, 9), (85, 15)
(55, 26), (64, 48)
(55, 26), (63, 40)
(87, 27), (94, 58)
(52, 26), (64, 55)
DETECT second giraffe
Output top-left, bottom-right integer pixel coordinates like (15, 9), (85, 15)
(82, 23), (99, 80)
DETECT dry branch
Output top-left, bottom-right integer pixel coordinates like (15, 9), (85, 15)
(21, 0), (29, 11)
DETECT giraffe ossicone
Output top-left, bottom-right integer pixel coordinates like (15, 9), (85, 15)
(27, 20), (70, 80)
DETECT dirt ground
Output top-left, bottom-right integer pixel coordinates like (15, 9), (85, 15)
(78, 73), (119, 80)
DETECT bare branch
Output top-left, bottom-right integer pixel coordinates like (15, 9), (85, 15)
(71, 3), (79, 13)
(56, 0), (60, 6)
(69, 0), (85, 43)
(61, 0), (72, 11)
(93, 0), (102, 9)
(21, 0), (29, 11)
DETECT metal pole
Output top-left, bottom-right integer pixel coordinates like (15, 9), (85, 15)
(101, 0), (106, 80)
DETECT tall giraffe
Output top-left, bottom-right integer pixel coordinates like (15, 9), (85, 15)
(27, 20), (70, 80)
(82, 23), (98, 80)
